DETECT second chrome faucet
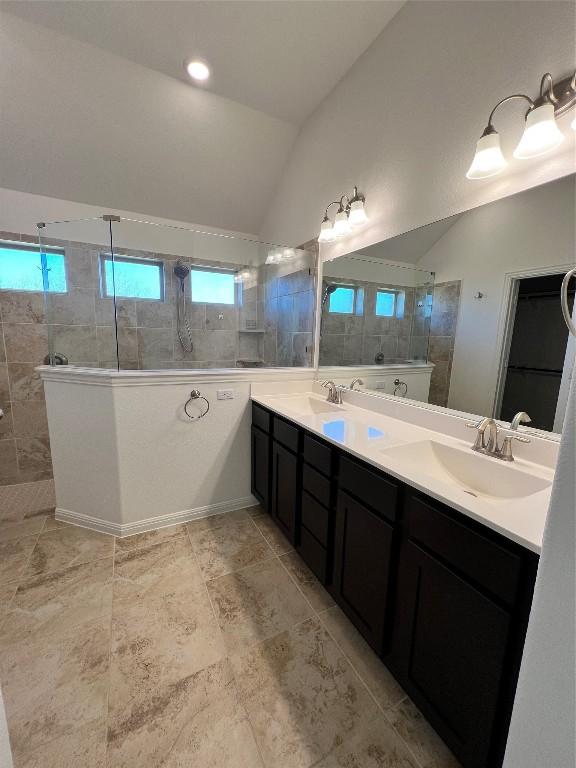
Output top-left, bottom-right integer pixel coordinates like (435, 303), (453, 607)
(466, 412), (531, 462)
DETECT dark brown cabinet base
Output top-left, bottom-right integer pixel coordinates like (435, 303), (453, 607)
(251, 402), (538, 768)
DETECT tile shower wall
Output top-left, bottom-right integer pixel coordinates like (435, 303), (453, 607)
(318, 280), (418, 366)
(0, 232), (316, 485)
(427, 280), (461, 407)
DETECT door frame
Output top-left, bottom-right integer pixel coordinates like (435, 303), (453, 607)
(492, 262), (575, 422)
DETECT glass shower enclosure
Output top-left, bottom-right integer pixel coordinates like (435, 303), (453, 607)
(37, 215), (317, 371)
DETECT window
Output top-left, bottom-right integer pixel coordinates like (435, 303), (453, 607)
(0, 244), (67, 293)
(328, 286), (364, 315)
(375, 290), (396, 317)
(191, 269), (235, 304)
(101, 255), (164, 300)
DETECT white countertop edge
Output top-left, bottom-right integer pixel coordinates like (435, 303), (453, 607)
(37, 365), (317, 387)
(252, 391), (552, 554)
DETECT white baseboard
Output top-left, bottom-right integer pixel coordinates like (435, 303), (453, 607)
(55, 495), (260, 537)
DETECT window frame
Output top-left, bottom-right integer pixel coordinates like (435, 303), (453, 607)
(190, 266), (237, 306)
(99, 253), (165, 301)
(375, 289), (398, 318)
(327, 284), (362, 315)
(0, 241), (67, 294)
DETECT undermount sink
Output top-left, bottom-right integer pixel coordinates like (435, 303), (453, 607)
(380, 440), (551, 500)
(270, 394), (343, 416)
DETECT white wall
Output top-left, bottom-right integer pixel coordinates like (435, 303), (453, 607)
(418, 175), (576, 416)
(0, 187), (281, 266)
(0, 12), (297, 235)
(260, 1), (575, 250)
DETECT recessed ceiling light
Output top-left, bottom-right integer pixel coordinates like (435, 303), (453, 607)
(185, 60), (210, 82)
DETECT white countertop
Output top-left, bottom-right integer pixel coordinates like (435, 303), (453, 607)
(251, 390), (554, 554)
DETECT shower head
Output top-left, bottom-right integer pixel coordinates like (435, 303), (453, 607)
(321, 283), (338, 306)
(174, 261), (190, 281)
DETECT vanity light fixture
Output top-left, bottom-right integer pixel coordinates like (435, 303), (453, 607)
(318, 186), (368, 242)
(265, 247), (297, 265)
(467, 71), (576, 179)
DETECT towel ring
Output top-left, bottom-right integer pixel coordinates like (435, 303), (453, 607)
(184, 389), (210, 420)
(393, 378), (408, 397)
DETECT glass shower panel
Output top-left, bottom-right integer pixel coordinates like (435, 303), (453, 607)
(38, 217), (114, 368)
(108, 217), (317, 370)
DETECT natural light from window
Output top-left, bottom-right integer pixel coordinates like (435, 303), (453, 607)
(328, 286), (355, 314)
(191, 269), (235, 304)
(375, 290), (396, 317)
(102, 256), (163, 300)
(0, 246), (67, 293)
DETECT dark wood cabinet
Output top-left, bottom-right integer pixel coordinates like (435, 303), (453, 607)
(333, 490), (395, 653)
(250, 403), (538, 768)
(270, 439), (299, 543)
(251, 426), (270, 511)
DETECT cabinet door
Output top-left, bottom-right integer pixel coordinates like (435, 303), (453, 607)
(333, 490), (394, 653)
(271, 441), (299, 543)
(392, 540), (511, 768)
(251, 426), (270, 511)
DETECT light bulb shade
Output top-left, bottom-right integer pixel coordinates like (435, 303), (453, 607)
(333, 210), (351, 237)
(466, 131), (507, 179)
(348, 199), (368, 226)
(513, 103), (564, 159)
(318, 218), (335, 242)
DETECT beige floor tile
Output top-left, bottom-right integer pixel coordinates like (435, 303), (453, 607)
(0, 618), (110, 759)
(207, 557), (314, 655)
(280, 550), (335, 612)
(24, 526), (114, 577)
(0, 515), (47, 543)
(0, 536), (38, 586)
(115, 523), (188, 552)
(0, 583), (17, 624)
(0, 557), (113, 646)
(252, 513), (293, 555)
(109, 583), (226, 718)
(389, 699), (462, 768)
(186, 507), (251, 535)
(190, 519), (274, 580)
(319, 605), (406, 712)
(246, 503), (265, 517)
(113, 534), (204, 604)
(231, 617), (381, 768)
(43, 515), (70, 531)
(107, 658), (264, 768)
(15, 716), (107, 768)
(313, 712), (418, 768)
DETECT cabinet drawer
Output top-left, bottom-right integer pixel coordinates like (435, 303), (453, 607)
(406, 493), (522, 604)
(301, 490), (330, 546)
(303, 463), (331, 508)
(303, 435), (332, 476)
(339, 456), (399, 523)
(273, 416), (299, 452)
(299, 525), (328, 584)
(252, 403), (271, 433)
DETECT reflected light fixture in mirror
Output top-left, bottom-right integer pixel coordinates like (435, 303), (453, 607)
(466, 71), (576, 179)
(318, 186), (368, 242)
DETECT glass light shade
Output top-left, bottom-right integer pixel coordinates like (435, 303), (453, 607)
(513, 103), (564, 159)
(466, 132), (507, 179)
(348, 199), (368, 226)
(186, 60), (210, 81)
(318, 218), (335, 242)
(333, 210), (351, 237)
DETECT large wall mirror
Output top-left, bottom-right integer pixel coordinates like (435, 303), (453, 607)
(318, 174), (575, 436)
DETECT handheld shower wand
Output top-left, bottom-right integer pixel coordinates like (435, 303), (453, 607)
(174, 261), (194, 353)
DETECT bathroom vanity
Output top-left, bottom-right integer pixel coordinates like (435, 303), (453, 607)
(250, 391), (550, 768)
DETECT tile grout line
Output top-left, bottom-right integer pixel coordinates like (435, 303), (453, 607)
(185, 525), (268, 768)
(104, 535), (116, 768)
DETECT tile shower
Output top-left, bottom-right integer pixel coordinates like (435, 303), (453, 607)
(0, 220), (317, 488)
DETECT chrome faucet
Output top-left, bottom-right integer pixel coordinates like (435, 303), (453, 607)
(466, 415), (530, 462)
(322, 380), (343, 404)
(510, 411), (532, 431)
(350, 378), (364, 390)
